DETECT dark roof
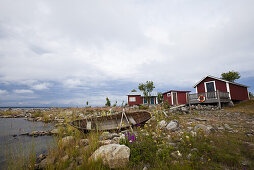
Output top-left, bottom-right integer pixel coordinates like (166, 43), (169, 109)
(193, 75), (248, 88)
(162, 90), (191, 94)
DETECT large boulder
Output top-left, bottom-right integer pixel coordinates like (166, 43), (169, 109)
(89, 144), (130, 168)
(166, 120), (179, 131)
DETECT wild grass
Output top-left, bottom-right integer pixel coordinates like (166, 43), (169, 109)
(40, 124), (109, 169)
(225, 100), (254, 115)
(6, 139), (36, 170)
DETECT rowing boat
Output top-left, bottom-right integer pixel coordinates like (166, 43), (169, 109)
(69, 111), (151, 132)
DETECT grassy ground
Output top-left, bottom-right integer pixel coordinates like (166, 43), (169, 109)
(3, 102), (254, 169)
(225, 99), (254, 115)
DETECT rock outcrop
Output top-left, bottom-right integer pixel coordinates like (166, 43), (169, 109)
(89, 144), (130, 168)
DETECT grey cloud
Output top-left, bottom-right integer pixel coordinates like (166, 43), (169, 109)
(0, 0), (254, 106)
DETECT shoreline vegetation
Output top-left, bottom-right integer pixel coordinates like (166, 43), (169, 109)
(0, 100), (254, 169)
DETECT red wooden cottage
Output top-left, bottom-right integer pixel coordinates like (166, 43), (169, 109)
(127, 92), (157, 106)
(163, 90), (191, 106)
(190, 75), (249, 105)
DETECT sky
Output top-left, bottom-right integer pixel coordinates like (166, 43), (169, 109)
(0, 0), (253, 107)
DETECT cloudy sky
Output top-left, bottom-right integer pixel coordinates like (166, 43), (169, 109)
(0, 0), (253, 107)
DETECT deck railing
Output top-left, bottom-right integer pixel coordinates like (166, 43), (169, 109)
(189, 91), (230, 101)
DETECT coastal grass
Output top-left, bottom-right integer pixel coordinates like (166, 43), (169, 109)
(43, 124), (108, 169)
(6, 139), (37, 170)
(225, 100), (254, 115)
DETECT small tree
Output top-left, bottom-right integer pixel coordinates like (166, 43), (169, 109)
(86, 101), (89, 106)
(157, 92), (163, 104)
(131, 89), (137, 92)
(105, 97), (111, 107)
(138, 81), (155, 106)
(221, 71), (240, 82)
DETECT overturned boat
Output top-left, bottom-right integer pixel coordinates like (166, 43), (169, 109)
(69, 111), (151, 132)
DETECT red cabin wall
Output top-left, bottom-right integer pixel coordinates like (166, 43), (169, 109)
(229, 84), (249, 101)
(128, 95), (143, 106)
(197, 77), (227, 93)
(177, 92), (188, 105)
(163, 93), (172, 105)
(163, 91), (189, 105)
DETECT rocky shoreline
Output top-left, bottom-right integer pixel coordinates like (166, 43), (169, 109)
(1, 102), (254, 169)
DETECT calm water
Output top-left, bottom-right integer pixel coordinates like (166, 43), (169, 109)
(0, 118), (56, 169)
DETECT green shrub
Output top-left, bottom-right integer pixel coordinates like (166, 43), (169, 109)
(163, 100), (171, 109)
(139, 105), (148, 110)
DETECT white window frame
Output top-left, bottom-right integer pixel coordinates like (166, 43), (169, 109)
(204, 80), (217, 98)
(204, 81), (216, 92)
(167, 92), (171, 97)
(129, 97), (136, 102)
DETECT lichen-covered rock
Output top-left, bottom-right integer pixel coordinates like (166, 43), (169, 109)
(158, 120), (167, 129)
(79, 139), (89, 146)
(166, 120), (179, 131)
(39, 156), (55, 168)
(89, 144), (130, 168)
(61, 136), (74, 146)
(50, 128), (59, 135)
(99, 140), (112, 145)
(194, 124), (214, 134)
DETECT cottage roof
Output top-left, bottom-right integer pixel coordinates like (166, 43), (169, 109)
(127, 91), (158, 96)
(162, 90), (191, 94)
(193, 75), (248, 88)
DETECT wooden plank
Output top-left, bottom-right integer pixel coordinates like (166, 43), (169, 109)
(217, 90), (221, 109)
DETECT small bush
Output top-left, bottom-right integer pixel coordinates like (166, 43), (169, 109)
(139, 105), (148, 110)
(163, 100), (171, 109)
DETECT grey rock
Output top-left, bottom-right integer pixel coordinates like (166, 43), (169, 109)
(50, 129), (59, 135)
(171, 151), (182, 158)
(194, 124), (214, 134)
(61, 136), (74, 146)
(224, 124), (233, 131)
(99, 140), (113, 145)
(166, 120), (179, 131)
(79, 139), (89, 146)
(89, 144), (130, 168)
(158, 120), (167, 129)
(61, 155), (69, 162)
(39, 156), (55, 168)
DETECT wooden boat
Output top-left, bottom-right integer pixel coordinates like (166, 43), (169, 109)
(69, 111), (151, 132)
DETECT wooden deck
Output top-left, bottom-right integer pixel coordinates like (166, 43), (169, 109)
(187, 91), (231, 108)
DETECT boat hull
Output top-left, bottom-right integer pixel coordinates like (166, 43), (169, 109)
(69, 111), (151, 132)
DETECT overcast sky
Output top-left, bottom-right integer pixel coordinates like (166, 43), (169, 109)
(0, 0), (253, 107)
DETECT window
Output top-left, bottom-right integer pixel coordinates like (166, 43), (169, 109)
(205, 82), (215, 92)
(129, 97), (136, 102)
(144, 98), (147, 104)
(167, 93), (171, 97)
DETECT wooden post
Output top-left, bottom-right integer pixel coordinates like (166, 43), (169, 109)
(188, 93), (191, 111)
(217, 90), (221, 109)
(119, 108), (134, 132)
